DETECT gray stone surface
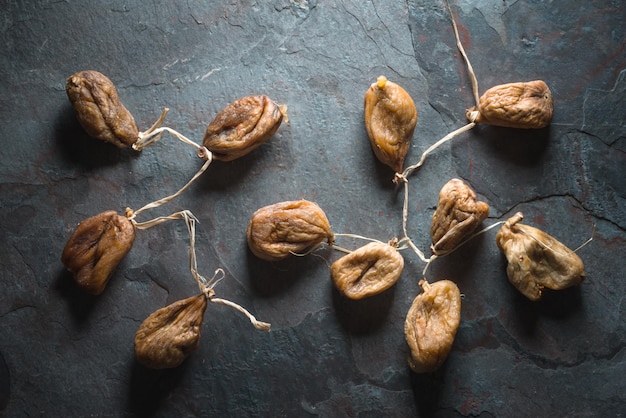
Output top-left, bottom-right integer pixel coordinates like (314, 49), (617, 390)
(0, 0), (624, 416)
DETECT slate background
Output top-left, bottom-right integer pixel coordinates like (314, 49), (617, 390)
(1, 0), (625, 416)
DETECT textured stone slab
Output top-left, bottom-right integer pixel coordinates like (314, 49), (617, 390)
(0, 0), (624, 416)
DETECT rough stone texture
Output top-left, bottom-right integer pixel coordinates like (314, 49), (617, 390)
(0, 0), (624, 416)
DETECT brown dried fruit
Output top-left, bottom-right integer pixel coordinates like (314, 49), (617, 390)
(134, 293), (208, 369)
(364, 75), (418, 173)
(61, 210), (136, 295)
(66, 70), (139, 148)
(331, 241), (404, 300)
(430, 179), (490, 256)
(202, 95), (285, 161)
(466, 80), (553, 129)
(247, 200), (334, 261)
(496, 212), (586, 301)
(404, 279), (461, 373)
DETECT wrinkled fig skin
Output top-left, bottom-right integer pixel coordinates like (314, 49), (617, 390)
(364, 75), (418, 173)
(134, 294), (208, 369)
(203, 95), (283, 161)
(61, 210), (136, 295)
(430, 179), (490, 256)
(405, 280), (461, 373)
(331, 241), (404, 300)
(66, 70), (139, 148)
(247, 200), (334, 261)
(496, 212), (586, 301)
(467, 80), (553, 129)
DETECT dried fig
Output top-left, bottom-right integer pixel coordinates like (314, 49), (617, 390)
(61, 210), (136, 295)
(466, 80), (553, 129)
(364, 75), (418, 173)
(404, 279), (461, 373)
(202, 95), (285, 161)
(134, 293), (208, 369)
(430, 179), (490, 256)
(496, 212), (586, 301)
(247, 200), (334, 261)
(331, 240), (404, 300)
(66, 70), (139, 148)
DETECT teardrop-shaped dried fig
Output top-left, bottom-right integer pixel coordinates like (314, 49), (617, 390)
(466, 80), (553, 129)
(66, 70), (139, 148)
(331, 241), (404, 299)
(404, 279), (461, 373)
(430, 179), (490, 256)
(495, 212), (586, 301)
(134, 293), (208, 369)
(61, 210), (136, 295)
(203, 95), (285, 161)
(247, 200), (334, 261)
(364, 75), (417, 173)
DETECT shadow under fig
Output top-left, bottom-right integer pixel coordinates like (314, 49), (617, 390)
(53, 268), (101, 324)
(0, 351), (9, 412)
(126, 358), (190, 418)
(469, 124), (551, 167)
(244, 244), (333, 298)
(510, 283), (584, 333)
(54, 105), (140, 169)
(410, 360), (452, 417)
(331, 280), (396, 335)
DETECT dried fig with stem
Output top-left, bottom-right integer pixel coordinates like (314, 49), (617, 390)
(398, 1), (552, 186)
(247, 200), (334, 261)
(135, 213), (270, 369)
(430, 179), (490, 256)
(331, 239), (404, 300)
(466, 80), (553, 129)
(61, 210), (136, 295)
(364, 75), (417, 175)
(134, 293), (208, 369)
(404, 279), (461, 373)
(203, 95), (287, 162)
(443, 2), (553, 129)
(496, 212), (586, 301)
(66, 70), (140, 148)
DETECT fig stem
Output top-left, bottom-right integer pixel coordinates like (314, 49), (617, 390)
(180, 212), (271, 333)
(328, 234), (392, 255)
(134, 107), (169, 147)
(446, 0), (480, 107)
(288, 241), (328, 257)
(422, 255), (437, 278)
(133, 108), (207, 156)
(128, 208), (195, 231)
(127, 152), (213, 222)
(421, 220), (506, 280)
(334, 233), (384, 244)
(395, 176), (431, 264)
(400, 121), (476, 180)
(210, 297), (271, 332)
(512, 220), (576, 258)
(328, 245), (353, 255)
(573, 224), (595, 253)
(180, 212), (224, 294)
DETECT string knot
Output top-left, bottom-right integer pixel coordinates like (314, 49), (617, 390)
(468, 109), (480, 123)
(125, 207), (136, 221)
(393, 172), (408, 184)
(197, 146), (213, 161)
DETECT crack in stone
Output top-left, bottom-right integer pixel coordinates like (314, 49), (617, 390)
(581, 68), (626, 147)
(475, 190), (625, 235)
(0, 304), (37, 319)
(341, 0), (384, 63)
(460, 315), (624, 371)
